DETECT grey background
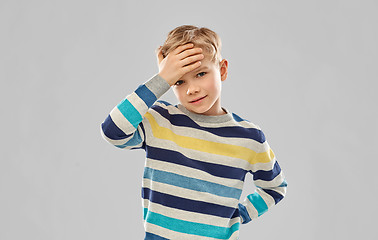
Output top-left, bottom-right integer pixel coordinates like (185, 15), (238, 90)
(1, 0), (377, 239)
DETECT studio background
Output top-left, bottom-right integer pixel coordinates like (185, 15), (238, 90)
(1, 0), (377, 239)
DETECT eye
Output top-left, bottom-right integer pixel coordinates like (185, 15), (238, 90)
(174, 80), (184, 86)
(197, 72), (206, 77)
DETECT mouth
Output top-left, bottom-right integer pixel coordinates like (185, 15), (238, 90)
(190, 96), (207, 103)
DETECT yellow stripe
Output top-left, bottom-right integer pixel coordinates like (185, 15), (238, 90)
(144, 112), (274, 165)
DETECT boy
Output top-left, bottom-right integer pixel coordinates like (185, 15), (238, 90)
(101, 25), (287, 240)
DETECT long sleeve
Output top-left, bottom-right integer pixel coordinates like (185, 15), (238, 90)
(100, 74), (170, 150)
(238, 131), (287, 224)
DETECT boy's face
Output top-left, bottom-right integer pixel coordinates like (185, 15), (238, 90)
(172, 53), (228, 116)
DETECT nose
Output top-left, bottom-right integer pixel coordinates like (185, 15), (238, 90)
(186, 83), (200, 95)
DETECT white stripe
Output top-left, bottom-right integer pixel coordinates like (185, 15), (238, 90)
(229, 230), (240, 240)
(244, 199), (259, 219)
(109, 105), (134, 133)
(258, 141), (273, 153)
(254, 171), (285, 188)
(109, 92), (148, 132)
(249, 157), (277, 172)
(272, 186), (287, 196)
(127, 91), (149, 115)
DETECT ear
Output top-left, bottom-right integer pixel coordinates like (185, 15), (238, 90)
(219, 59), (228, 81)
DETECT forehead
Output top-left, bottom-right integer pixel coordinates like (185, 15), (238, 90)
(197, 56), (217, 69)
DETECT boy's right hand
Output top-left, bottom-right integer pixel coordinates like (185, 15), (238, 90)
(156, 43), (204, 86)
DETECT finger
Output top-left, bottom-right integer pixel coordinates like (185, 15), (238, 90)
(180, 53), (204, 66)
(173, 43), (194, 55)
(182, 60), (202, 74)
(178, 47), (203, 60)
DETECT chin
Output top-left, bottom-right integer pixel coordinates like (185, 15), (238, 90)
(196, 106), (213, 115)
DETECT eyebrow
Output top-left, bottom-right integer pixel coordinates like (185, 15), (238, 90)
(195, 66), (209, 71)
(178, 66), (210, 82)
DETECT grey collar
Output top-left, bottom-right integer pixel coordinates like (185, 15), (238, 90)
(177, 104), (233, 123)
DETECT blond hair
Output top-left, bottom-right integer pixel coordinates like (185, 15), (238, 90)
(161, 25), (222, 66)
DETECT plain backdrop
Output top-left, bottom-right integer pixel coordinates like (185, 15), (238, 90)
(1, 0), (377, 239)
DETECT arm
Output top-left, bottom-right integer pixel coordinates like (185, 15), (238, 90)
(100, 74), (170, 150)
(238, 131), (287, 224)
(100, 43), (204, 150)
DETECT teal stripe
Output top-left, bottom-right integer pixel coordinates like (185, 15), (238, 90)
(279, 179), (288, 187)
(143, 167), (242, 199)
(117, 98), (142, 129)
(143, 208), (239, 239)
(247, 192), (268, 216)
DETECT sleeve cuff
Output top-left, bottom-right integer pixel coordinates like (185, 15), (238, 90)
(143, 73), (171, 100)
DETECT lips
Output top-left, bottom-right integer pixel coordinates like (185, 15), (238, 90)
(190, 96), (207, 103)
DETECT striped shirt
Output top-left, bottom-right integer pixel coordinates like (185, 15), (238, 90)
(100, 74), (287, 240)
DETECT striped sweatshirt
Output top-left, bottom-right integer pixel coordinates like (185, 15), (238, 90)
(100, 74), (287, 240)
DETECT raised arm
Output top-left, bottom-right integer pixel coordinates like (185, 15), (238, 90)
(100, 74), (170, 150)
(100, 43), (204, 150)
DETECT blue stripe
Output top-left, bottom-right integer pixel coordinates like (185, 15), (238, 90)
(143, 209), (239, 239)
(151, 105), (265, 143)
(247, 192), (268, 216)
(117, 98), (142, 129)
(156, 100), (172, 106)
(135, 84), (157, 108)
(146, 146), (248, 181)
(251, 161), (281, 181)
(157, 100), (171, 108)
(101, 115), (131, 140)
(262, 189), (284, 205)
(231, 112), (250, 123)
(238, 203), (251, 224)
(143, 167), (242, 199)
(145, 232), (169, 240)
(142, 188), (239, 219)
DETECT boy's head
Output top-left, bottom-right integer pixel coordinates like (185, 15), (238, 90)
(161, 25), (228, 116)
(161, 25), (223, 68)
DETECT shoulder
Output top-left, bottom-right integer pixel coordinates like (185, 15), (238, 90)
(229, 110), (259, 129)
(148, 100), (179, 118)
(151, 100), (174, 112)
(155, 100), (172, 107)
(229, 110), (266, 143)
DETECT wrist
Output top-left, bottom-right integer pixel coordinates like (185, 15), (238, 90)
(143, 74), (171, 100)
(158, 72), (176, 87)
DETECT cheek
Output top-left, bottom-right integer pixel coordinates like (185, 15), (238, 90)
(173, 88), (186, 100)
(204, 78), (220, 92)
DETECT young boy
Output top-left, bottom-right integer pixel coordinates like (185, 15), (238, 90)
(101, 25), (287, 240)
